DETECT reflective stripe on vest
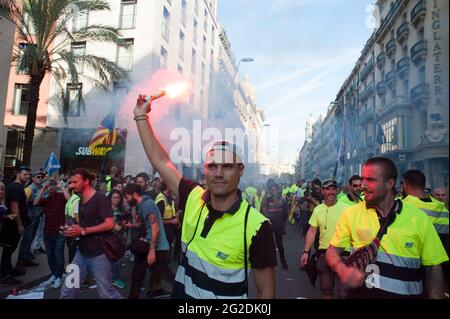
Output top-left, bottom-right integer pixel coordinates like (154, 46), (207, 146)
(402, 196), (449, 235)
(176, 186), (267, 299)
(155, 192), (176, 220)
(372, 274), (423, 295)
(377, 251), (421, 269)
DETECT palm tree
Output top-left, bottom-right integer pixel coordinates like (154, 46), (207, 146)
(4, 0), (128, 166)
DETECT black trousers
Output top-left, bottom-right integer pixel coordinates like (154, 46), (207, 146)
(0, 219), (21, 277)
(128, 250), (174, 299)
(273, 231), (287, 265)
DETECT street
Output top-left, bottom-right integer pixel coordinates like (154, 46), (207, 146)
(37, 223), (321, 299)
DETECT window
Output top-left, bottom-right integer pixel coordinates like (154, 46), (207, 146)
(191, 48), (196, 73)
(194, 0), (199, 16)
(193, 19), (198, 44)
(116, 39), (134, 71)
(119, 0), (137, 29)
(419, 66), (426, 83)
(71, 42), (86, 73)
(177, 64), (183, 74)
(13, 84), (29, 115)
(16, 43), (32, 75)
(181, 0), (187, 27)
(381, 117), (398, 153)
(402, 45), (407, 57)
(202, 36), (207, 57)
(419, 27), (425, 40)
(162, 7), (170, 41)
(211, 25), (215, 45)
(73, 9), (88, 31)
(67, 83), (82, 116)
(203, 9), (208, 32)
(179, 31), (185, 60)
(201, 62), (205, 85)
(403, 80), (409, 97)
(160, 46), (168, 68)
(403, 115), (412, 149)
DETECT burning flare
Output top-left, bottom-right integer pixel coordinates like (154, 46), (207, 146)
(145, 82), (188, 103)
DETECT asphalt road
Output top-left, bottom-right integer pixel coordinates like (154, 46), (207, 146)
(36, 223), (322, 299)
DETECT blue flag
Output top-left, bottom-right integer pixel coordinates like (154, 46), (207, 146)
(44, 152), (61, 176)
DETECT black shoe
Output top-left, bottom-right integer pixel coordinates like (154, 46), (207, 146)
(148, 288), (171, 299)
(22, 260), (39, 267)
(0, 276), (23, 285)
(281, 262), (288, 270)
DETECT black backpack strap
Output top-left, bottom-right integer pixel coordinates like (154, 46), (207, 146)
(243, 204), (251, 295)
(375, 199), (402, 240)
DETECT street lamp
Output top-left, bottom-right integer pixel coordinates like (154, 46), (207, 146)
(233, 57), (254, 82)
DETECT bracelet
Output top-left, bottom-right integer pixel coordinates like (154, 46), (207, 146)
(303, 250), (310, 254)
(134, 114), (149, 121)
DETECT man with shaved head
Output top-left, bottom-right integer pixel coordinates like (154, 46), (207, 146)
(433, 187), (449, 210)
(131, 95), (276, 299)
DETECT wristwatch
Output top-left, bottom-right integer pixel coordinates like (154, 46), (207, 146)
(81, 228), (87, 236)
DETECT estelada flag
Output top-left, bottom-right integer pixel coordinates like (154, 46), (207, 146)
(89, 111), (117, 148)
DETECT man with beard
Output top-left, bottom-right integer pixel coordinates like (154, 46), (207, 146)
(300, 179), (349, 299)
(338, 175), (364, 206)
(60, 168), (123, 299)
(261, 179), (288, 270)
(326, 157), (448, 299)
(132, 94), (276, 299)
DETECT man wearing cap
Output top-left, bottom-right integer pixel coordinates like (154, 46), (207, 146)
(132, 95), (276, 299)
(300, 179), (350, 299)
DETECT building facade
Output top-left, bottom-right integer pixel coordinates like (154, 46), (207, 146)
(298, 0), (449, 188)
(0, 0), (265, 176)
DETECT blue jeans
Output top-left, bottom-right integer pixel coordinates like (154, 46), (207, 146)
(112, 260), (121, 281)
(60, 251), (124, 299)
(32, 215), (45, 251)
(44, 233), (65, 278)
(18, 215), (41, 262)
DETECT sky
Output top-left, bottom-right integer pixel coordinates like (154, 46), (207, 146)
(217, 0), (375, 164)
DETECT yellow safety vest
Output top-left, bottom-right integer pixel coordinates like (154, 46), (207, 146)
(176, 186), (268, 299)
(330, 201), (448, 297)
(402, 195), (449, 236)
(155, 192), (176, 220)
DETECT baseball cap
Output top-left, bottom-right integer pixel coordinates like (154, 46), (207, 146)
(32, 171), (44, 177)
(205, 141), (243, 164)
(18, 165), (31, 172)
(322, 179), (337, 188)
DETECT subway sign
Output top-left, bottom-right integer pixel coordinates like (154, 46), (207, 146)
(61, 128), (127, 160)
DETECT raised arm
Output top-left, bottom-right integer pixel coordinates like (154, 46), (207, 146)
(134, 95), (182, 197)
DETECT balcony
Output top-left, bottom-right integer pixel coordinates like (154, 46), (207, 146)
(377, 52), (386, 70)
(359, 81), (375, 102)
(360, 57), (375, 81)
(385, 71), (397, 90)
(396, 22), (409, 44)
(410, 83), (429, 108)
(381, 95), (411, 117)
(376, 80), (386, 96)
(411, 40), (427, 64)
(386, 39), (397, 58)
(396, 57), (410, 79)
(411, 0), (426, 28)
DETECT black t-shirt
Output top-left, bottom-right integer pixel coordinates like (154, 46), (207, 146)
(144, 189), (160, 201)
(178, 177), (277, 268)
(6, 181), (30, 226)
(78, 191), (114, 257)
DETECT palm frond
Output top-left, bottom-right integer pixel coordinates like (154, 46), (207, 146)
(73, 24), (128, 47)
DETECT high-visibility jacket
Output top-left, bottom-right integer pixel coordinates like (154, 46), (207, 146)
(243, 186), (257, 208)
(174, 186), (268, 299)
(330, 201), (448, 297)
(402, 195), (449, 236)
(338, 193), (363, 206)
(155, 192), (176, 220)
(65, 194), (80, 223)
